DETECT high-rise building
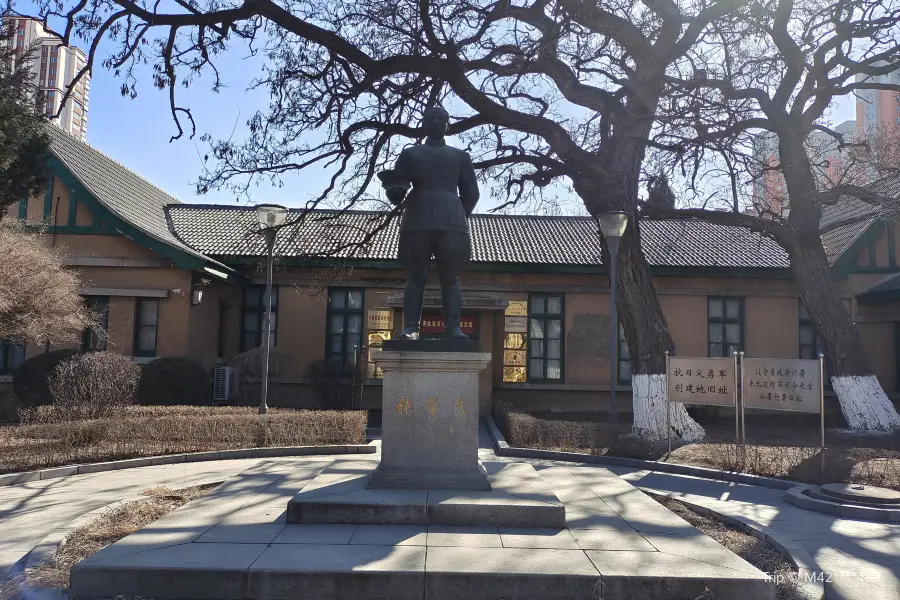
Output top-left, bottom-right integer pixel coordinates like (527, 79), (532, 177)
(856, 70), (900, 135)
(4, 15), (89, 141)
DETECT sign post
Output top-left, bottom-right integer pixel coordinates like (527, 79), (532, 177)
(819, 353), (826, 474)
(733, 351), (739, 451)
(740, 356), (824, 455)
(666, 354), (738, 453)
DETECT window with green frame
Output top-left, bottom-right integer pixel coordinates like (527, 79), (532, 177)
(82, 296), (109, 351)
(326, 288), (364, 374)
(708, 297), (743, 357)
(617, 323), (632, 383)
(0, 340), (24, 374)
(528, 293), (564, 381)
(241, 285), (279, 351)
(133, 298), (159, 357)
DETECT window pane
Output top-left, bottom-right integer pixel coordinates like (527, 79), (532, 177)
(725, 323), (741, 344)
(331, 314), (345, 334)
(348, 291), (363, 310)
(546, 360), (562, 380)
(244, 287), (261, 307)
(708, 298), (723, 318)
(800, 325), (814, 345)
(547, 296), (562, 315)
(266, 312), (277, 336)
(709, 342), (723, 357)
(138, 327), (156, 353)
(530, 319), (544, 339)
(800, 346), (815, 359)
(619, 360), (632, 381)
(529, 359), (544, 379)
(619, 324), (627, 341)
(531, 296), (546, 315)
(530, 339), (544, 358)
(547, 319), (562, 339)
(330, 290), (346, 309)
(330, 334), (344, 354)
(242, 332), (258, 350)
(139, 301), (158, 326)
(726, 342), (741, 355)
(708, 324), (723, 344)
(725, 299), (741, 320)
(798, 302), (809, 321)
(269, 287), (279, 309)
(347, 314), (362, 334)
(243, 312), (258, 332)
(547, 340), (561, 360)
(347, 334), (361, 353)
(620, 343), (630, 361)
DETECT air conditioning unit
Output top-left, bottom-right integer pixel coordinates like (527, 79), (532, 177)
(213, 365), (231, 402)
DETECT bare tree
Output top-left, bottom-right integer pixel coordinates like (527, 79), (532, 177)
(34, 0), (772, 440)
(649, 0), (900, 429)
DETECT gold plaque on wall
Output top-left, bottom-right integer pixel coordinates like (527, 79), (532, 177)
(367, 310), (393, 331)
(505, 300), (527, 317)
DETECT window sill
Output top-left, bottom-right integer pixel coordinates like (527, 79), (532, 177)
(133, 356), (156, 365)
(0, 375), (13, 383)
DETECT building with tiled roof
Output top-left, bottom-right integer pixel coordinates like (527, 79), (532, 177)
(4, 129), (900, 415)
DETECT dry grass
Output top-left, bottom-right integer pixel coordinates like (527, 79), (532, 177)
(497, 405), (900, 489)
(655, 496), (804, 600)
(0, 483), (219, 599)
(0, 405), (367, 474)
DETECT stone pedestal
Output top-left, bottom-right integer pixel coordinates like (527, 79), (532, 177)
(368, 350), (492, 491)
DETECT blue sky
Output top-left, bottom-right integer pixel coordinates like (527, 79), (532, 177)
(16, 1), (858, 212)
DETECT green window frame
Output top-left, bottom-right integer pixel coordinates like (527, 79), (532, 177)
(527, 293), (564, 382)
(0, 340), (25, 374)
(82, 296), (109, 351)
(133, 298), (159, 357)
(240, 285), (279, 352)
(800, 301), (832, 389)
(326, 288), (365, 374)
(708, 297), (743, 357)
(617, 323), (632, 384)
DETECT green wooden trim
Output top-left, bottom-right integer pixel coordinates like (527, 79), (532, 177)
(47, 156), (212, 273)
(42, 180), (53, 222)
(832, 220), (881, 276)
(707, 296), (744, 357)
(67, 189), (78, 226)
(889, 224), (896, 268)
(17, 197), (27, 220)
(239, 284), (280, 352)
(526, 292), (565, 383)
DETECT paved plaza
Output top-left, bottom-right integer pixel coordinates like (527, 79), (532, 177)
(0, 426), (895, 600)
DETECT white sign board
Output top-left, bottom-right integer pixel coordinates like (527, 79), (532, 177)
(741, 358), (821, 413)
(505, 316), (527, 333)
(667, 357), (736, 407)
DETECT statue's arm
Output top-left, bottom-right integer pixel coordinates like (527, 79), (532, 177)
(384, 149), (412, 205)
(458, 151), (480, 216)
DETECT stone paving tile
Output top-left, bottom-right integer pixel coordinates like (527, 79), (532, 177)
(349, 524), (428, 546)
(565, 510), (635, 530)
(272, 524), (358, 545)
(426, 526), (503, 548)
(80, 527), (212, 563)
(195, 523), (287, 544)
(570, 526), (657, 551)
(498, 527), (579, 549)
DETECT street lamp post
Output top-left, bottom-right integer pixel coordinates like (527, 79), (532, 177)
(255, 203), (288, 415)
(598, 211), (629, 436)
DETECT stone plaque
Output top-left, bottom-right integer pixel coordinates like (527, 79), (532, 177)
(741, 358), (821, 413)
(505, 316), (527, 333)
(368, 309), (393, 331)
(667, 357), (735, 407)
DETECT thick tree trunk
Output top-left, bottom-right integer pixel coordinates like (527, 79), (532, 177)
(780, 133), (900, 430)
(574, 148), (704, 441)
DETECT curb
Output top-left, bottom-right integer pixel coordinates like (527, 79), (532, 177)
(784, 485), (900, 523)
(642, 491), (825, 600)
(0, 442), (378, 488)
(485, 415), (796, 490)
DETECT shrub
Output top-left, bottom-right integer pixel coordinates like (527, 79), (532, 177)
(48, 352), (140, 421)
(13, 349), (80, 409)
(229, 347), (292, 405)
(137, 357), (212, 406)
(304, 359), (357, 410)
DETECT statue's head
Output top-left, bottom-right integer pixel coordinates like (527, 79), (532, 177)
(422, 106), (449, 139)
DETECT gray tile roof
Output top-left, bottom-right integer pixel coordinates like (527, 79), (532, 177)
(165, 205), (791, 269)
(47, 126), (226, 269)
(819, 175), (900, 265)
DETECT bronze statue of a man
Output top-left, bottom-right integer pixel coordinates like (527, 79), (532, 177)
(379, 106), (480, 340)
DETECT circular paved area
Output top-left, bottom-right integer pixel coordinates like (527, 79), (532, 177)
(0, 426), (897, 600)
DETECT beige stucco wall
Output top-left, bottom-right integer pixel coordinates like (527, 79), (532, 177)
(660, 295), (707, 357)
(276, 284), (329, 379)
(565, 292), (609, 386)
(745, 297), (799, 358)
